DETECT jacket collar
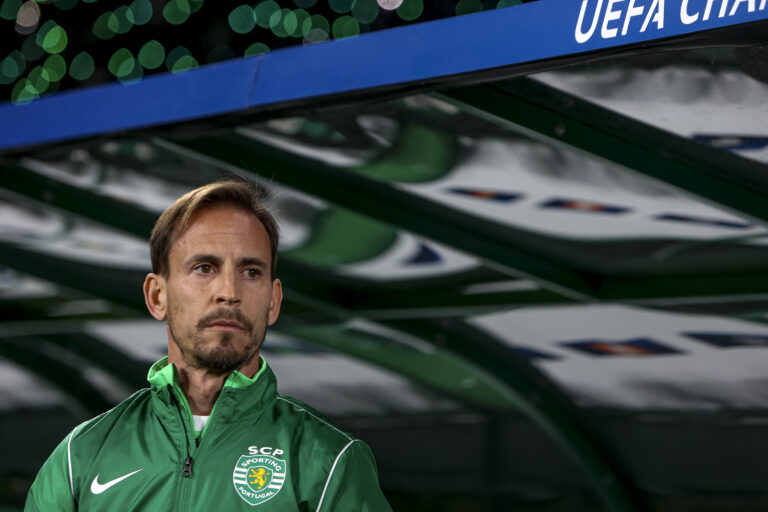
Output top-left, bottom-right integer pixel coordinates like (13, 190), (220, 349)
(147, 355), (271, 390)
(148, 355), (278, 432)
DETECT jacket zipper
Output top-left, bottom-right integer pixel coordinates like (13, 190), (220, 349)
(182, 456), (194, 478)
(171, 388), (198, 512)
(173, 387), (224, 511)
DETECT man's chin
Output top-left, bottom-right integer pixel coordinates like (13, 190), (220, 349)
(191, 339), (252, 373)
(193, 348), (248, 373)
(174, 328), (264, 373)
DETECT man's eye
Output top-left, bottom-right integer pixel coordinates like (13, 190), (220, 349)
(245, 268), (261, 279)
(195, 264), (213, 274)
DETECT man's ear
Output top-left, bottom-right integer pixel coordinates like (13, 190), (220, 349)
(267, 278), (283, 326)
(143, 273), (167, 321)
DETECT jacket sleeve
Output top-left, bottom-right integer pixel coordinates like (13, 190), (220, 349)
(317, 440), (392, 512)
(25, 430), (78, 512)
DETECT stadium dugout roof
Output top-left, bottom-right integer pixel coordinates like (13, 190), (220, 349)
(1, 1), (768, 510)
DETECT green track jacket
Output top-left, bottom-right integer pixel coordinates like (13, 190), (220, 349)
(25, 357), (392, 511)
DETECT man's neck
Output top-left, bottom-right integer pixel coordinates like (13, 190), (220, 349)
(167, 341), (261, 415)
(175, 366), (228, 416)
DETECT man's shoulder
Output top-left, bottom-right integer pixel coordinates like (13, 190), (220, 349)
(273, 393), (356, 448)
(71, 387), (152, 441)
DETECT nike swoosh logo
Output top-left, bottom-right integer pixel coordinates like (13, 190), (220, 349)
(90, 469), (143, 495)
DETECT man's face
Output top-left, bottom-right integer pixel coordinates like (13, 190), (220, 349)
(161, 205), (281, 373)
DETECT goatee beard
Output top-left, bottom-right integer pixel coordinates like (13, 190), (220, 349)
(193, 331), (251, 373)
(168, 319), (265, 374)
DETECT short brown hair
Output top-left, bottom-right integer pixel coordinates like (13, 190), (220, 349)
(150, 179), (279, 278)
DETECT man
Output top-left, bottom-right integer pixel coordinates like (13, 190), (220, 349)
(25, 180), (392, 511)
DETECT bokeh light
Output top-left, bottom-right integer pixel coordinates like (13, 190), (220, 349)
(309, 13), (330, 32)
(27, 65), (51, 94)
(396, 0), (422, 21)
(0, 0), (22, 20)
(332, 15), (359, 39)
(0, 51), (25, 85)
(163, 0), (191, 25)
(21, 33), (44, 61)
(377, 0), (402, 10)
(93, 11), (116, 40)
(303, 27), (328, 44)
(269, 8), (295, 37)
(11, 78), (37, 104)
(120, 63), (143, 83)
(69, 51), (94, 80)
(303, 13), (329, 43)
(109, 6), (135, 34)
(107, 49), (144, 84)
(292, 9), (310, 37)
(138, 40), (165, 69)
(15, 0), (40, 34)
(244, 42), (269, 57)
(129, 0), (153, 25)
(41, 24), (69, 54)
(36, 20), (56, 45)
(171, 55), (198, 73)
(54, 0), (78, 10)
(289, 9), (303, 35)
(166, 46), (189, 68)
(43, 54), (67, 81)
(267, 7), (283, 30)
(352, 0), (378, 24)
(229, 5), (255, 34)
(254, 0), (278, 29)
(165, 45), (200, 73)
(108, 48), (135, 76)
(329, 0), (353, 14)
(279, 9), (297, 37)
(455, 0), (483, 15)
(0, 0), (515, 102)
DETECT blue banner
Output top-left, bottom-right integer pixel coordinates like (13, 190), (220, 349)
(1, 0), (765, 152)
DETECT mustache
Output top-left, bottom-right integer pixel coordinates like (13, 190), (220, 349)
(197, 308), (254, 333)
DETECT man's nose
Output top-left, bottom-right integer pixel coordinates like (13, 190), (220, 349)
(215, 271), (241, 305)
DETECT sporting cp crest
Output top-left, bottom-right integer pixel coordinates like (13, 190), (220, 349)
(232, 453), (287, 506)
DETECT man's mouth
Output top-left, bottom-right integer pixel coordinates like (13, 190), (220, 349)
(206, 320), (245, 331)
(198, 309), (253, 333)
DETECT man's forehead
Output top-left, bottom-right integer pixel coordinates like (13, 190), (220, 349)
(169, 206), (269, 258)
(181, 206), (265, 235)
